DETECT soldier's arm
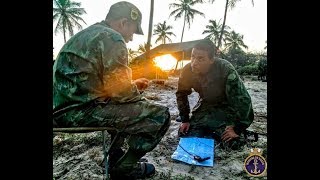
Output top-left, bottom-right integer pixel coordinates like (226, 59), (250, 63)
(101, 40), (142, 103)
(225, 69), (254, 134)
(176, 66), (193, 122)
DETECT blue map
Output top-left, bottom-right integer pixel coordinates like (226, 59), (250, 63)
(171, 137), (214, 167)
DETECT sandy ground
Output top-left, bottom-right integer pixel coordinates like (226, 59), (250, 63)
(53, 76), (267, 180)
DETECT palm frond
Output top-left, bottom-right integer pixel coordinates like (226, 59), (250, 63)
(204, 34), (212, 39)
(166, 32), (176, 36)
(67, 7), (86, 16)
(169, 3), (181, 9)
(155, 36), (162, 44)
(66, 19), (74, 36)
(173, 11), (184, 21)
(53, 8), (61, 14)
(166, 36), (173, 43)
(169, 8), (182, 18)
(69, 16), (83, 30)
(54, 0), (63, 9)
(229, 0), (241, 9)
(54, 15), (64, 34)
(69, 13), (87, 25)
(53, 13), (60, 22)
(202, 30), (212, 34)
(186, 13), (192, 28)
(189, 9), (205, 18)
(68, 1), (81, 8)
(190, 0), (205, 6)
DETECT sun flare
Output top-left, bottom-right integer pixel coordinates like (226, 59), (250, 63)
(153, 54), (177, 71)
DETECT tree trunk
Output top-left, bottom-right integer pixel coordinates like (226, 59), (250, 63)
(146, 0), (154, 59)
(174, 12), (187, 71)
(63, 28), (66, 43)
(180, 12), (186, 42)
(217, 0), (229, 50)
(144, 0), (154, 79)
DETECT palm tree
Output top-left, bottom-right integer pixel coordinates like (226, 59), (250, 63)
(224, 30), (248, 51)
(153, 21), (176, 44)
(53, 0), (87, 43)
(169, 0), (205, 71)
(138, 43), (152, 54)
(169, 0), (205, 42)
(202, 19), (230, 47)
(128, 48), (138, 63)
(215, 0), (254, 49)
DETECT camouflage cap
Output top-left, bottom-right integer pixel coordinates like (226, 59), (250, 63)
(106, 1), (143, 35)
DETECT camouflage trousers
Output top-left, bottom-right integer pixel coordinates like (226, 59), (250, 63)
(181, 103), (246, 150)
(54, 99), (170, 173)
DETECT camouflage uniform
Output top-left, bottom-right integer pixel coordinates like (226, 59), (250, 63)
(176, 58), (254, 149)
(53, 17), (170, 175)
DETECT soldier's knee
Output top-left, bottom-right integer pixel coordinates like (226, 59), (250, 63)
(148, 103), (170, 128)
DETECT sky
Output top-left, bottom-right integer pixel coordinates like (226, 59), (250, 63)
(53, 0), (267, 58)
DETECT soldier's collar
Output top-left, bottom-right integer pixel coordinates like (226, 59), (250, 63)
(103, 20), (111, 28)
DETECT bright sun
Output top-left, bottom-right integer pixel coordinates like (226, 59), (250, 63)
(153, 54), (177, 71)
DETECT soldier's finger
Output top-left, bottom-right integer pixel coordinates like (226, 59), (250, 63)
(221, 134), (228, 141)
(221, 133), (226, 140)
(221, 130), (228, 137)
(225, 137), (232, 142)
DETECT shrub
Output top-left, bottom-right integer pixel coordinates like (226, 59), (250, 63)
(237, 64), (259, 75)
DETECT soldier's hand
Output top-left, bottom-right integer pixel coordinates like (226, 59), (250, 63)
(133, 78), (150, 90)
(221, 126), (239, 142)
(179, 122), (190, 135)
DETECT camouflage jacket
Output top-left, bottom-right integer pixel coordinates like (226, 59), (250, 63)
(53, 21), (142, 111)
(176, 58), (254, 130)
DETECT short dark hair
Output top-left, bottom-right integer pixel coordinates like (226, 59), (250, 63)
(193, 39), (216, 60)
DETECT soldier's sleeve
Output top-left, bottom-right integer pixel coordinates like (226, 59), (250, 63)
(225, 69), (254, 133)
(176, 66), (193, 122)
(101, 39), (142, 103)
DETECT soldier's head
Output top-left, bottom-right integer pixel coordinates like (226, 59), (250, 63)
(105, 1), (143, 43)
(191, 39), (216, 74)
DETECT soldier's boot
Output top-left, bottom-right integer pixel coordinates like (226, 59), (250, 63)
(110, 149), (155, 179)
(107, 148), (148, 172)
(108, 148), (125, 171)
(110, 162), (155, 180)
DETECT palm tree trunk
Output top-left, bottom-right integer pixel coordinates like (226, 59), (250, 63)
(63, 28), (66, 43)
(174, 12), (187, 71)
(146, 0), (154, 58)
(145, 0), (154, 78)
(180, 12), (186, 42)
(217, 0), (229, 49)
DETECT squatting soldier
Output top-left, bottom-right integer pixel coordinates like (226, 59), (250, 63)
(176, 39), (254, 150)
